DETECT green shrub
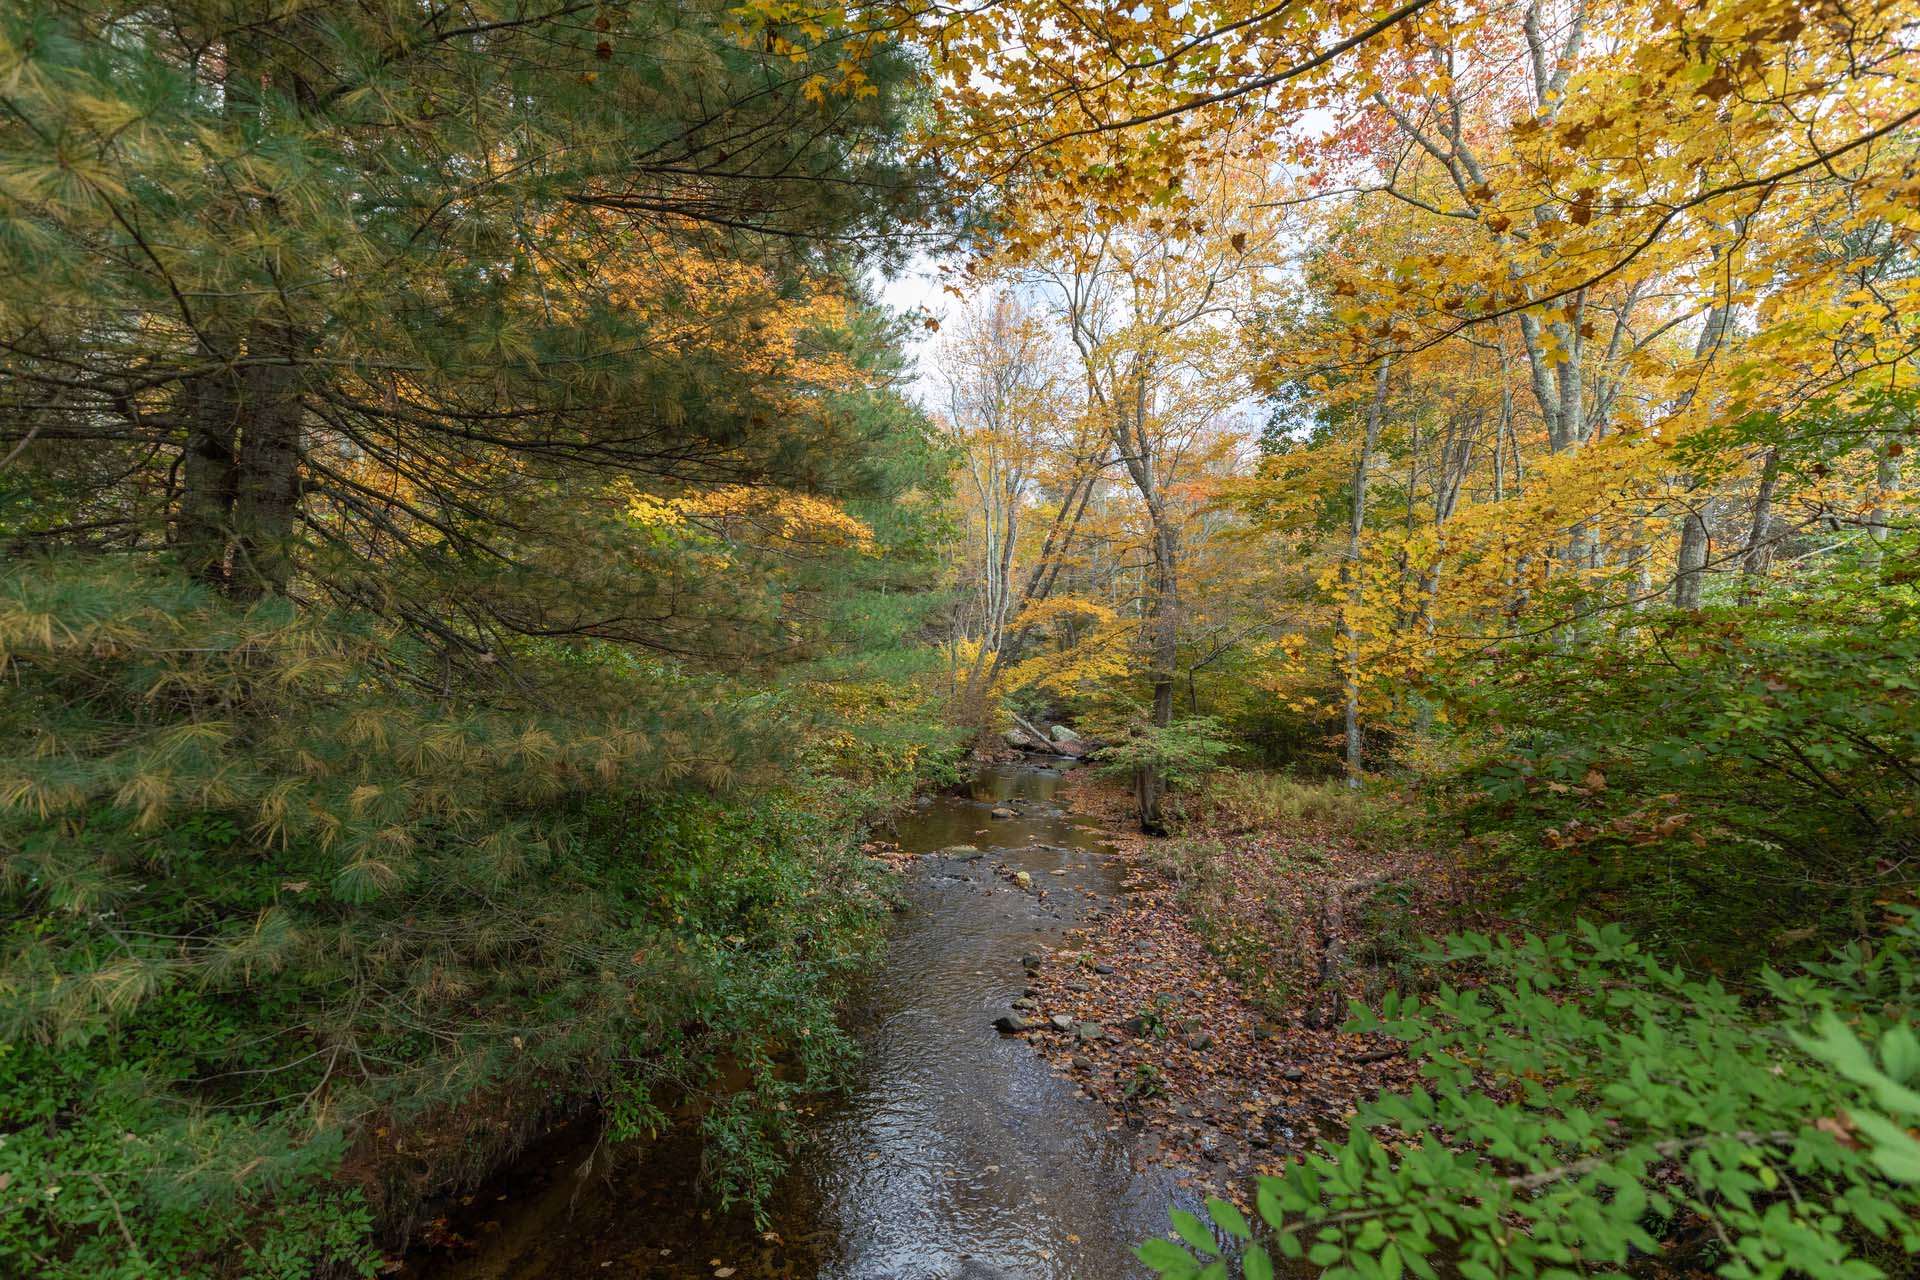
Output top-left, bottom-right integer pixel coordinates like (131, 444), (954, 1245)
(1093, 716), (1236, 792)
(0, 560), (946, 1272)
(1139, 914), (1920, 1280)
(1432, 546), (1920, 967)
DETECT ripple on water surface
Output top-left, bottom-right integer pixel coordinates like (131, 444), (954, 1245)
(413, 763), (1180, 1280)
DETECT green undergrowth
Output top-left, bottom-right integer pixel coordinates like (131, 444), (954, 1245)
(1171, 768), (1377, 835)
(1428, 548), (1920, 974)
(0, 561), (960, 1278)
(1143, 916), (1920, 1280)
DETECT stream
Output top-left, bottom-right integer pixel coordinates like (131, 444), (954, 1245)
(411, 761), (1183, 1279)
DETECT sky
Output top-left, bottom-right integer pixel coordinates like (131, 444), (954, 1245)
(872, 253), (960, 410)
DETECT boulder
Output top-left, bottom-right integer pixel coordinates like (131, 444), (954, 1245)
(1049, 1014), (1074, 1032)
(1011, 870), (1033, 890)
(1050, 724), (1083, 743)
(989, 805), (1016, 819)
(993, 1014), (1036, 1034)
(1074, 1021), (1105, 1042)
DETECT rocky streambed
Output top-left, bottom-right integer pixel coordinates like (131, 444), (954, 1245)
(409, 762), (1186, 1279)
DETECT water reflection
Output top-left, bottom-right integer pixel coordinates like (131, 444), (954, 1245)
(414, 763), (1176, 1279)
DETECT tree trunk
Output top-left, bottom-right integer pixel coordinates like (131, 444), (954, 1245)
(229, 324), (304, 599)
(1739, 448), (1781, 602)
(172, 30), (308, 600)
(174, 362), (241, 588)
(1671, 493), (1712, 610)
(1340, 358), (1391, 790)
(1304, 874), (1389, 1030)
(1670, 300), (1734, 609)
(1865, 436), (1904, 568)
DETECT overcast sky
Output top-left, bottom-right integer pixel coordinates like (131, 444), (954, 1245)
(871, 253), (959, 411)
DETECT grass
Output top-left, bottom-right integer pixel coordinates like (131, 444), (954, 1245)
(1174, 768), (1375, 835)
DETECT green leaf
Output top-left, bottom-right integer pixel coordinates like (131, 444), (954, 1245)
(1243, 1245), (1275, 1280)
(1135, 1238), (1200, 1276)
(1205, 1196), (1251, 1240)
(1797, 1012), (1920, 1113)
(1172, 1208), (1217, 1255)
(1851, 1110), (1920, 1183)
(1255, 1179), (1287, 1228)
(1882, 1025), (1920, 1085)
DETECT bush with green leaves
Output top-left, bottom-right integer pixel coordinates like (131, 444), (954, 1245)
(1433, 542), (1920, 965)
(1094, 715), (1236, 792)
(1138, 914), (1920, 1280)
(0, 560), (952, 1275)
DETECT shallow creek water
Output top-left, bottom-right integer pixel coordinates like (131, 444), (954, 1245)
(412, 762), (1183, 1279)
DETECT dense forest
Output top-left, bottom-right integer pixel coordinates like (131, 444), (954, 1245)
(1, 1), (1916, 1277)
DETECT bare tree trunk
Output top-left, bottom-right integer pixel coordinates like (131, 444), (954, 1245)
(174, 362), (241, 588)
(1671, 493), (1713, 610)
(984, 460), (1100, 684)
(1341, 358), (1391, 790)
(1304, 874), (1389, 1030)
(1739, 448), (1781, 602)
(230, 324), (304, 599)
(1670, 303), (1733, 610)
(1135, 514), (1180, 831)
(1865, 437), (1904, 568)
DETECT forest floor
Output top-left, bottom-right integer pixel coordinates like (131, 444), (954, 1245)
(1015, 768), (1482, 1209)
